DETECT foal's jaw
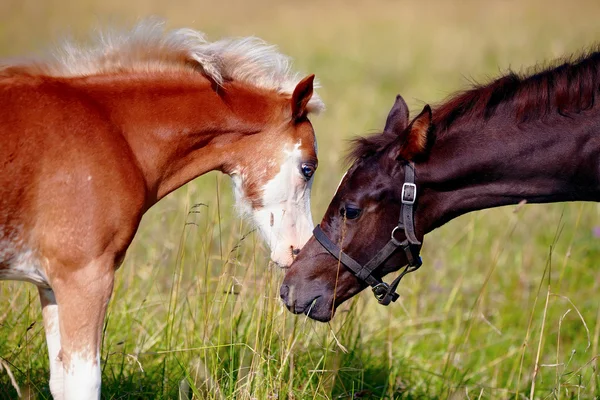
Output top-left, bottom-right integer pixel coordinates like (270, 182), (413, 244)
(280, 244), (365, 322)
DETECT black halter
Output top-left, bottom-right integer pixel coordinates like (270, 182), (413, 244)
(312, 163), (423, 306)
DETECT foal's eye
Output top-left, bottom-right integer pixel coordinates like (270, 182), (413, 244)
(300, 163), (315, 180)
(340, 207), (361, 220)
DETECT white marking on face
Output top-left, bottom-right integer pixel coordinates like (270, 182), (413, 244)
(0, 225), (49, 287)
(64, 350), (101, 400)
(229, 141), (315, 267)
(253, 141), (314, 267)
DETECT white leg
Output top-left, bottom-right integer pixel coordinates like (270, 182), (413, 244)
(39, 287), (64, 400)
(63, 351), (101, 400)
(52, 257), (115, 400)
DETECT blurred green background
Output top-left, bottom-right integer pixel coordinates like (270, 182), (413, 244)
(1, 1), (600, 399)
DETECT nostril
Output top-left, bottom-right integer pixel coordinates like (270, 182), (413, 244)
(292, 248), (300, 256)
(280, 284), (290, 301)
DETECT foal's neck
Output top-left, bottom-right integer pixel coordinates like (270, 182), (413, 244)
(417, 107), (600, 234)
(79, 73), (281, 206)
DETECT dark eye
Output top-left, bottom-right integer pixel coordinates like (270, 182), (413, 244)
(300, 163), (315, 180)
(340, 206), (361, 220)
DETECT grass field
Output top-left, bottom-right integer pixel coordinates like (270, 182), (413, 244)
(2, 0), (600, 398)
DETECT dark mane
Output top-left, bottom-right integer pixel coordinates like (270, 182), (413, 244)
(345, 131), (398, 165)
(348, 48), (600, 163)
(433, 49), (600, 131)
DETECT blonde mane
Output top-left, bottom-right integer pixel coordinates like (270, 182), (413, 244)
(0, 20), (324, 114)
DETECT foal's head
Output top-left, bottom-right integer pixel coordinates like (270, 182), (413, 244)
(281, 95), (433, 321)
(230, 75), (321, 267)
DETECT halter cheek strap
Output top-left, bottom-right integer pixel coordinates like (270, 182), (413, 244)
(312, 163), (422, 306)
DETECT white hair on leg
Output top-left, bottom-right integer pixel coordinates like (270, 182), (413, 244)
(39, 288), (65, 399)
(63, 350), (101, 400)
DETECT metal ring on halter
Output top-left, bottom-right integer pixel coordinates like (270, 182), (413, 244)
(372, 282), (390, 301)
(390, 226), (403, 246)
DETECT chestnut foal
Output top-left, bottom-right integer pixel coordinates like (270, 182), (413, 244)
(0, 22), (323, 399)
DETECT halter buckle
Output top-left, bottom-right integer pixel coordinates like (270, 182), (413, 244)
(401, 183), (417, 205)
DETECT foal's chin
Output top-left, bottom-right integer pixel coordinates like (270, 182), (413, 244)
(292, 296), (336, 322)
(269, 246), (300, 268)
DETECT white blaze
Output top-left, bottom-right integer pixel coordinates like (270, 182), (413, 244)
(231, 141), (314, 267)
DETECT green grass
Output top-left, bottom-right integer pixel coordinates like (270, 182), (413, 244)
(2, 0), (600, 398)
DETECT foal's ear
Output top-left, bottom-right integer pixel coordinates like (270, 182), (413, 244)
(291, 74), (315, 120)
(384, 94), (410, 134)
(390, 104), (432, 161)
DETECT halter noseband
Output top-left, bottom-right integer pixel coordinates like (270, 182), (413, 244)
(312, 163), (423, 306)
